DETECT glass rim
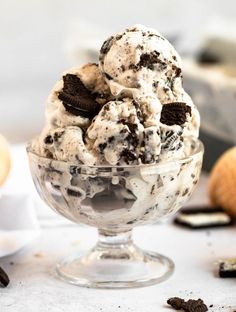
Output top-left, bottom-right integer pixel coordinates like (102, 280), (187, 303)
(26, 138), (204, 170)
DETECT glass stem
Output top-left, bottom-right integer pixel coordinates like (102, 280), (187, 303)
(97, 229), (133, 250)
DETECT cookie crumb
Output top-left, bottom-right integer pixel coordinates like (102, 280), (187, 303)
(167, 297), (208, 311)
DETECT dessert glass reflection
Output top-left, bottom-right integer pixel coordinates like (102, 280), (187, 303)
(27, 138), (203, 288)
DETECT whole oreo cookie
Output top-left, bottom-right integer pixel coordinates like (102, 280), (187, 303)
(160, 102), (191, 126)
(58, 74), (100, 118)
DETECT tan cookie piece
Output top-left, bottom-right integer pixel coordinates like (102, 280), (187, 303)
(0, 134), (11, 186)
(208, 146), (236, 217)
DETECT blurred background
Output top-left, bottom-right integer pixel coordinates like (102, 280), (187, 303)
(1, 0), (236, 170)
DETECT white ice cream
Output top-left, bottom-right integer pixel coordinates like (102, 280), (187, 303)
(29, 25), (203, 232)
(31, 24), (200, 165)
(86, 98), (161, 165)
(99, 24), (199, 138)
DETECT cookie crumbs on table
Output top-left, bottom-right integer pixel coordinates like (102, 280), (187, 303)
(167, 297), (208, 311)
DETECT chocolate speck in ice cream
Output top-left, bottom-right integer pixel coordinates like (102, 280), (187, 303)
(31, 25), (200, 165)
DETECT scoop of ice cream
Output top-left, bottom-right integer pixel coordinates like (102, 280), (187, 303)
(86, 99), (191, 165)
(33, 126), (96, 165)
(46, 63), (111, 129)
(31, 25), (200, 167)
(86, 98), (161, 165)
(99, 25), (182, 101)
(99, 24), (200, 138)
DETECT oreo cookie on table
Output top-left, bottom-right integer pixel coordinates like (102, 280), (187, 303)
(174, 206), (234, 229)
(58, 74), (101, 118)
(219, 258), (236, 278)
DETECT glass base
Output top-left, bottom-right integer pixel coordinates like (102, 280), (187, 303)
(55, 231), (174, 288)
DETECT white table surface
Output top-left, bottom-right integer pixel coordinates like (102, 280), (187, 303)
(1, 145), (236, 312)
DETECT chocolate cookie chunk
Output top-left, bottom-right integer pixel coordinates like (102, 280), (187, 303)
(219, 259), (236, 278)
(129, 51), (167, 72)
(161, 129), (183, 151)
(138, 51), (164, 70)
(100, 36), (114, 56)
(167, 297), (208, 312)
(58, 74), (100, 118)
(160, 102), (191, 126)
(120, 149), (137, 163)
(0, 266), (10, 288)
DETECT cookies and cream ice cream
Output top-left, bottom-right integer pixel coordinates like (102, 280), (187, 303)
(31, 25), (200, 166)
(28, 25), (203, 234)
(27, 24), (204, 288)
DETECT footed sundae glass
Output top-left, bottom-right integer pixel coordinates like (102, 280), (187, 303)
(27, 138), (203, 288)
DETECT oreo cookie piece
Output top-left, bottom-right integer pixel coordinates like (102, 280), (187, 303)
(160, 102), (191, 126)
(219, 259), (236, 278)
(58, 74), (100, 118)
(100, 36), (114, 56)
(174, 206), (234, 229)
(137, 51), (165, 71)
(120, 148), (137, 164)
(167, 297), (208, 312)
(0, 266), (10, 288)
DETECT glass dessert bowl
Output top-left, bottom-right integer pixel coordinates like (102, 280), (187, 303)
(27, 138), (203, 288)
